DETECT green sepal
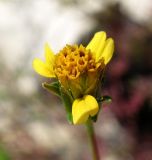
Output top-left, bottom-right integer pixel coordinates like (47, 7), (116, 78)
(97, 95), (112, 103)
(42, 81), (73, 124)
(60, 89), (73, 124)
(42, 81), (61, 97)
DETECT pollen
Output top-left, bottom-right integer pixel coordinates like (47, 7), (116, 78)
(54, 44), (104, 81)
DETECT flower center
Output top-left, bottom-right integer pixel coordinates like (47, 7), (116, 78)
(54, 44), (104, 80)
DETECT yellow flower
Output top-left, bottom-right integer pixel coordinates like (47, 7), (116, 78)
(33, 31), (114, 124)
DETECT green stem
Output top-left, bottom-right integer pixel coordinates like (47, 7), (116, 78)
(86, 119), (100, 160)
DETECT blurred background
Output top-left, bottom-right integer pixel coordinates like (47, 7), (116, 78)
(0, 0), (152, 160)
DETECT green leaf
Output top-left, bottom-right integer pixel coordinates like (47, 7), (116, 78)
(60, 88), (73, 124)
(42, 81), (61, 97)
(97, 95), (112, 103)
(43, 81), (73, 124)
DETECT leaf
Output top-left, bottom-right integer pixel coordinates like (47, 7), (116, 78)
(43, 81), (73, 123)
(60, 89), (73, 124)
(42, 81), (61, 97)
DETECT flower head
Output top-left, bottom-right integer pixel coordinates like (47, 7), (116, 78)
(33, 31), (114, 124)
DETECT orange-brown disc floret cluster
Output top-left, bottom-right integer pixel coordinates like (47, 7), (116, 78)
(54, 44), (104, 81)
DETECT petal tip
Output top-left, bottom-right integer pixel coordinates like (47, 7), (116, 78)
(107, 38), (114, 44)
(95, 31), (106, 36)
(45, 42), (50, 51)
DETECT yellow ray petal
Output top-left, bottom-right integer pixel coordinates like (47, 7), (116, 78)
(99, 38), (114, 65)
(84, 95), (99, 116)
(72, 95), (99, 124)
(45, 43), (55, 65)
(32, 58), (55, 77)
(86, 31), (106, 61)
(72, 99), (89, 124)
